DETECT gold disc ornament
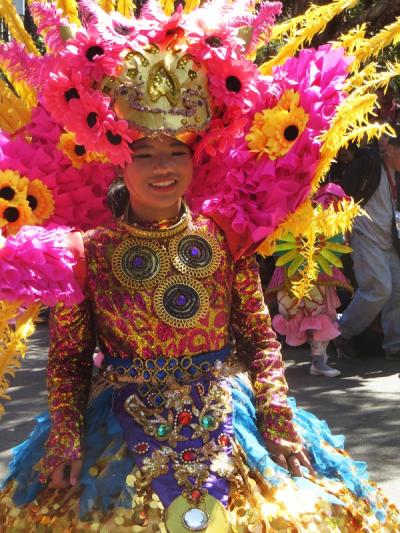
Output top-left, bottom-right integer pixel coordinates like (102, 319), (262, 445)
(154, 276), (209, 328)
(112, 238), (169, 289)
(169, 231), (222, 278)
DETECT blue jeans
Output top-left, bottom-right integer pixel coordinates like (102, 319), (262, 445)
(339, 231), (400, 355)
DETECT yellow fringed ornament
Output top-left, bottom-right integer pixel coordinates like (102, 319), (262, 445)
(183, 0), (202, 14)
(0, 0), (39, 55)
(0, 301), (41, 416)
(55, 0), (81, 26)
(160, 0), (175, 16)
(260, 0), (359, 75)
(116, 0), (134, 18)
(98, 0), (115, 14)
(0, 78), (32, 133)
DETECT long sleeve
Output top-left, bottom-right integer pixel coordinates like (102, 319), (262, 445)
(39, 299), (96, 482)
(230, 255), (301, 449)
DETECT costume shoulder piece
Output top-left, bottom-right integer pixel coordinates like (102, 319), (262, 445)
(0, 0), (399, 411)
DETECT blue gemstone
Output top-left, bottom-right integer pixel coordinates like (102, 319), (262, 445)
(133, 256), (145, 268)
(190, 246), (201, 257)
(156, 357), (166, 368)
(176, 294), (187, 306)
(156, 370), (167, 380)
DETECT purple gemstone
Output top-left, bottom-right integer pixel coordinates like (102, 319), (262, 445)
(190, 246), (201, 257)
(176, 294), (187, 306)
(133, 256), (145, 268)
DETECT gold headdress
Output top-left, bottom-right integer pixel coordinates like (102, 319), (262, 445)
(103, 39), (212, 135)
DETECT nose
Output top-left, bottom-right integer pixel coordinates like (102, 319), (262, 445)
(153, 155), (172, 174)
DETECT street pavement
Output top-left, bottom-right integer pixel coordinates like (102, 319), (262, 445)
(0, 322), (399, 507)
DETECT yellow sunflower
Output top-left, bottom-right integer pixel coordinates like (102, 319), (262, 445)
(0, 170), (30, 203)
(246, 90), (309, 160)
(0, 198), (33, 235)
(26, 179), (55, 224)
(58, 132), (109, 168)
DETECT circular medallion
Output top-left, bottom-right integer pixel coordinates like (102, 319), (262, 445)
(169, 232), (222, 278)
(154, 276), (209, 328)
(165, 494), (229, 533)
(112, 238), (169, 289)
(182, 508), (209, 531)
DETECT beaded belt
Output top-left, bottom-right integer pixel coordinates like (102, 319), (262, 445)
(101, 346), (232, 385)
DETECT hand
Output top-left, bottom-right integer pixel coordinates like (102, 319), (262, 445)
(264, 438), (316, 477)
(48, 459), (83, 489)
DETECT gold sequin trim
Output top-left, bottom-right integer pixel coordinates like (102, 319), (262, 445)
(119, 202), (191, 239)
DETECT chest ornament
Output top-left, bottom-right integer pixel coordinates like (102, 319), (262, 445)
(154, 276), (209, 328)
(169, 231), (222, 278)
(111, 238), (169, 289)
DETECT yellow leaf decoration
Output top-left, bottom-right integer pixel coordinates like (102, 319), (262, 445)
(0, 302), (41, 416)
(0, 0), (39, 55)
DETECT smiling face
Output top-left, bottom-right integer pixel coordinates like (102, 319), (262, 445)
(122, 135), (193, 222)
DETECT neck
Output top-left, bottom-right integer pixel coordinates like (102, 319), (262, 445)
(128, 199), (183, 223)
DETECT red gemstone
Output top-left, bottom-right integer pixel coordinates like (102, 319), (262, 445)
(218, 434), (230, 447)
(177, 411), (192, 425)
(134, 442), (149, 454)
(182, 450), (197, 462)
(190, 489), (202, 502)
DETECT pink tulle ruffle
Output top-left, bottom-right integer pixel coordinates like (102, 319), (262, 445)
(272, 312), (340, 346)
(0, 226), (84, 306)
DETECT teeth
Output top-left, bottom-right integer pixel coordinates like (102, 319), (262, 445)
(151, 180), (176, 188)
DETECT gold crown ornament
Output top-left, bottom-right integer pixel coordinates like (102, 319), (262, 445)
(101, 36), (212, 137)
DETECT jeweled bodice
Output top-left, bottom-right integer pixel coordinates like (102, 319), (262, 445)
(85, 213), (234, 359)
(43, 210), (301, 480)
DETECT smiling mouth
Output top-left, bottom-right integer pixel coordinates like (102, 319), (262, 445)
(149, 179), (177, 189)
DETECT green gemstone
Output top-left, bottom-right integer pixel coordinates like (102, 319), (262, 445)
(201, 414), (215, 429)
(157, 424), (171, 437)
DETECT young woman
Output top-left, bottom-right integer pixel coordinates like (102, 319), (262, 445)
(0, 0), (399, 530)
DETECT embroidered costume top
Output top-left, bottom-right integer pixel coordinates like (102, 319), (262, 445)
(43, 210), (301, 478)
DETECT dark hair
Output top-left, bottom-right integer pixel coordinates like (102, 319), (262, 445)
(107, 177), (130, 217)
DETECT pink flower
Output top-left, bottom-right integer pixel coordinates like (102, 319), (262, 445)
(208, 57), (260, 112)
(187, 28), (242, 62)
(41, 70), (89, 124)
(137, 3), (183, 43)
(64, 28), (125, 81)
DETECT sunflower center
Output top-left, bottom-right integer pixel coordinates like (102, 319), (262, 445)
(284, 125), (299, 141)
(87, 113), (98, 128)
(106, 131), (122, 145)
(0, 186), (15, 201)
(226, 76), (241, 93)
(205, 36), (222, 48)
(74, 145), (87, 156)
(64, 88), (80, 102)
(27, 195), (38, 210)
(4, 206), (19, 222)
(86, 46), (105, 62)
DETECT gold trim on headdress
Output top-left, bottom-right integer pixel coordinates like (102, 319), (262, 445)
(102, 38), (212, 136)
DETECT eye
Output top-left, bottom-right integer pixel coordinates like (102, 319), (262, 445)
(171, 151), (189, 156)
(134, 153), (153, 159)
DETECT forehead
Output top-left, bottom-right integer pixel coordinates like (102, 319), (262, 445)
(132, 136), (188, 150)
